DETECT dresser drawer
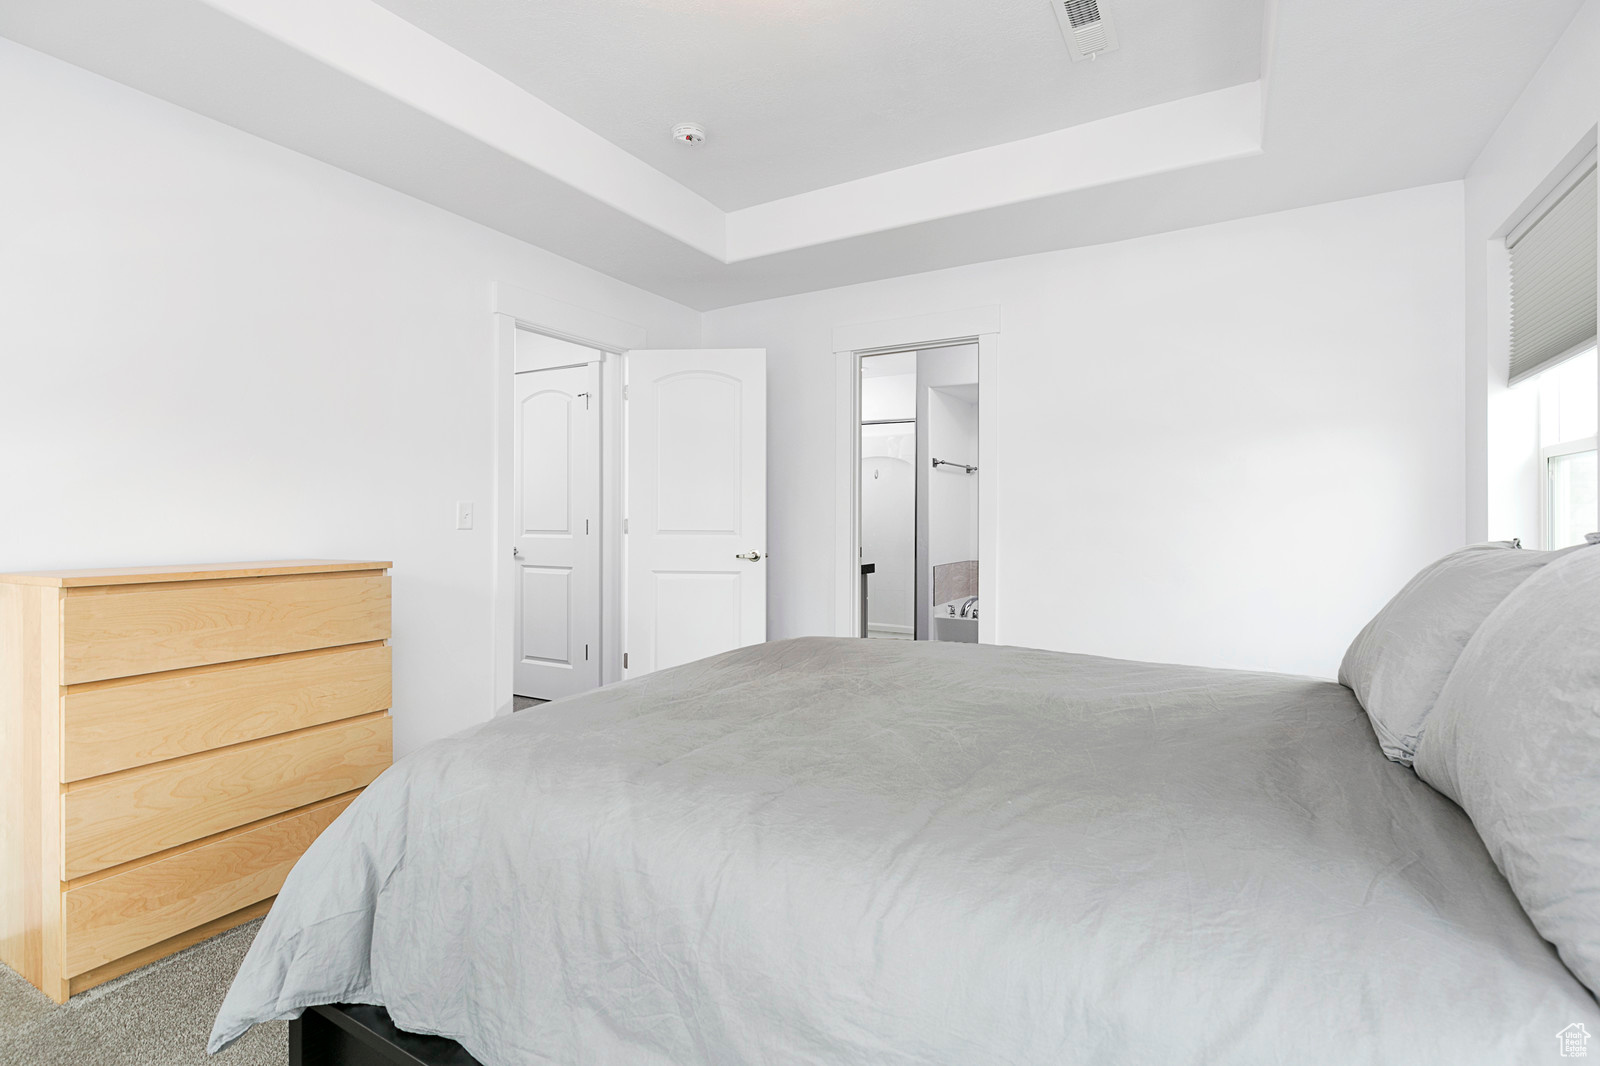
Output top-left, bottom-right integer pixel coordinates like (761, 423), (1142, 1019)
(62, 793), (356, 977)
(60, 573), (391, 685)
(62, 714), (391, 879)
(62, 644), (393, 782)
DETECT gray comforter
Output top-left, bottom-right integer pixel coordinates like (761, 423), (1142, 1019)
(211, 638), (1599, 1064)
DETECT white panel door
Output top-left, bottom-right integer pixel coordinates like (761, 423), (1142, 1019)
(515, 362), (601, 699)
(626, 349), (766, 676)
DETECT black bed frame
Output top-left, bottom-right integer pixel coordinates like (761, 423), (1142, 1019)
(289, 1005), (483, 1066)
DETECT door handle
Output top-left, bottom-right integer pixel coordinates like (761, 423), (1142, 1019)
(512, 547), (520, 558)
(735, 551), (764, 562)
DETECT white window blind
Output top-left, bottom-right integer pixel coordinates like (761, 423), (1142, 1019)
(1509, 157), (1598, 385)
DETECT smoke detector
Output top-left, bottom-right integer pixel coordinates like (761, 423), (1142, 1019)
(672, 122), (706, 147)
(1051, 0), (1119, 61)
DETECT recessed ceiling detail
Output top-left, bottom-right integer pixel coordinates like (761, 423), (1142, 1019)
(0, 0), (1587, 310)
(369, 0), (1263, 210)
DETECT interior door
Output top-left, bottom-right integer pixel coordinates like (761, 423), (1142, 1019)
(625, 349), (767, 677)
(514, 362), (601, 699)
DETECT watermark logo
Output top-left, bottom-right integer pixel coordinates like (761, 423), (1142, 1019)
(1559, 1023), (1592, 1058)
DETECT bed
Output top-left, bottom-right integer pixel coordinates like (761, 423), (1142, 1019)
(210, 635), (1600, 1064)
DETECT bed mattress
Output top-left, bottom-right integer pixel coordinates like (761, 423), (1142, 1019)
(211, 637), (1599, 1064)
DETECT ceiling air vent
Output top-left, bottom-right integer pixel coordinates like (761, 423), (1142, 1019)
(1052, 0), (1119, 61)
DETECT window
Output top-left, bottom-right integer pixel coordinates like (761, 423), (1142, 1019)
(1506, 150), (1597, 548)
(1537, 348), (1598, 549)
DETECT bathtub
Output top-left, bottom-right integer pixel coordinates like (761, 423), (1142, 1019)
(933, 598), (978, 643)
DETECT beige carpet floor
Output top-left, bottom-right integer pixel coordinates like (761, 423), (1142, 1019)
(0, 920), (285, 1066)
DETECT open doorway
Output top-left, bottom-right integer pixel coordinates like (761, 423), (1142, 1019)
(492, 299), (771, 714)
(507, 338), (771, 702)
(859, 352), (917, 639)
(858, 345), (979, 641)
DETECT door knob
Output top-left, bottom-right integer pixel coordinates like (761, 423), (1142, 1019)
(735, 551), (764, 562)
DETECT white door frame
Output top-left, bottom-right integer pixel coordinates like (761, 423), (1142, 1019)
(492, 283), (646, 716)
(833, 307), (1001, 645)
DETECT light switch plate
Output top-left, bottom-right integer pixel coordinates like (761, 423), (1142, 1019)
(456, 502), (474, 530)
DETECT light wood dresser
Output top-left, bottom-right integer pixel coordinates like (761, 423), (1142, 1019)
(0, 560), (393, 1002)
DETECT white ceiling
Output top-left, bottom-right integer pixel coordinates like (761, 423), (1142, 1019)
(0, 0), (1587, 310)
(367, 0), (1264, 210)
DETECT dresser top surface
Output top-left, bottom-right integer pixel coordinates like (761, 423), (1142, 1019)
(0, 560), (392, 588)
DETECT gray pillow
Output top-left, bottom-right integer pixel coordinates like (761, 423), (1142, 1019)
(1413, 544), (1600, 995)
(1339, 541), (1570, 765)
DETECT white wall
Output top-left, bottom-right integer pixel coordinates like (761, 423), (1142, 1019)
(1463, 0), (1600, 541)
(0, 40), (701, 756)
(707, 184), (1468, 679)
(0, 30), (1485, 718)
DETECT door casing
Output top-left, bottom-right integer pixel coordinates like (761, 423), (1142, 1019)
(833, 307), (1002, 645)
